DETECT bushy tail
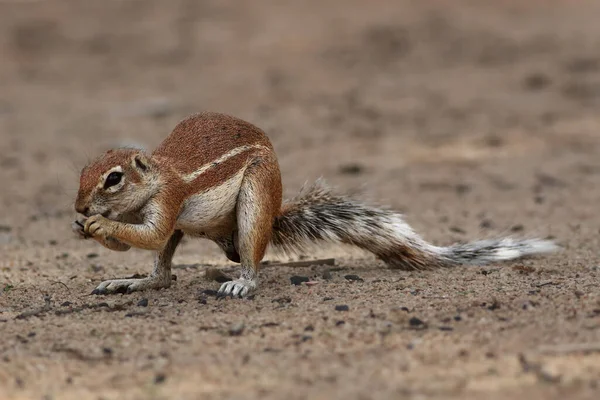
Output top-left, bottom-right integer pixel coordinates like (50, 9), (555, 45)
(270, 181), (558, 270)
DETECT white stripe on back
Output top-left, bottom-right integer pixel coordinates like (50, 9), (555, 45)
(182, 144), (269, 183)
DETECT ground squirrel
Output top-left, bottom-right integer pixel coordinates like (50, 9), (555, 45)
(72, 111), (557, 298)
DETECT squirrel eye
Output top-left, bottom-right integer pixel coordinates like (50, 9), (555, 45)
(104, 171), (123, 189)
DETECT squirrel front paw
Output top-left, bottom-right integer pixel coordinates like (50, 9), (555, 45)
(73, 216), (129, 251)
(72, 218), (91, 239)
(91, 276), (170, 295)
(84, 215), (116, 241)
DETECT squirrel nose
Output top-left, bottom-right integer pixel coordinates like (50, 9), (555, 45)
(76, 205), (90, 216)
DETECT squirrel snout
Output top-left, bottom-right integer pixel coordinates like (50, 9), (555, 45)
(75, 204), (90, 216)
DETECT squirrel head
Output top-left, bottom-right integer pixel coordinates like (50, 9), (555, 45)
(75, 148), (159, 219)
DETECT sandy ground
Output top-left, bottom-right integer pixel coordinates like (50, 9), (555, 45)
(1, 0), (599, 399)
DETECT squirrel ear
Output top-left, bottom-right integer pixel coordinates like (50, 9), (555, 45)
(132, 153), (149, 172)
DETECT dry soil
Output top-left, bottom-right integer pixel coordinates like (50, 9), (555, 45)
(0, 1), (599, 399)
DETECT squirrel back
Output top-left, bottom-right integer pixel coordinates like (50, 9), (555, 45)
(152, 112), (274, 175)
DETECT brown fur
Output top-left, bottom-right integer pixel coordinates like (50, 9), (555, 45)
(153, 112), (273, 174)
(237, 155), (282, 269)
(182, 148), (261, 194)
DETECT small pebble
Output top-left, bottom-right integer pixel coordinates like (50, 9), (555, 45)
(60, 301), (72, 307)
(335, 305), (349, 312)
(90, 264), (104, 273)
(322, 269), (332, 280)
(511, 224), (524, 232)
(124, 311), (147, 318)
(304, 325), (314, 331)
(338, 163), (364, 175)
(455, 184), (471, 194)
(290, 276), (309, 286)
(323, 297), (334, 301)
(272, 296), (292, 304)
(137, 298), (149, 307)
(449, 226), (465, 234)
(480, 219), (494, 229)
(336, 320), (346, 326)
(228, 322), (245, 336)
(534, 195), (545, 204)
(409, 317), (425, 327)
(154, 373), (166, 384)
(344, 274), (363, 282)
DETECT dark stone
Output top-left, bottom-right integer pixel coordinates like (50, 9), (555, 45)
(290, 276), (310, 286)
(511, 224), (524, 232)
(137, 298), (149, 307)
(338, 163), (365, 175)
(154, 373), (166, 384)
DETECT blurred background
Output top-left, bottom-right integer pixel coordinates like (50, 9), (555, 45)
(2, 0), (600, 255)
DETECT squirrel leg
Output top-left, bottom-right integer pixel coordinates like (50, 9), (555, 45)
(91, 230), (183, 295)
(218, 158), (282, 298)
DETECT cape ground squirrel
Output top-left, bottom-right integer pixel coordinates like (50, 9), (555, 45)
(72, 112), (557, 297)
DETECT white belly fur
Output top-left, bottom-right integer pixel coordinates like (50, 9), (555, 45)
(176, 170), (244, 235)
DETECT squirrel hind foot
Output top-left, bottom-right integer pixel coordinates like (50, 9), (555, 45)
(217, 278), (256, 298)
